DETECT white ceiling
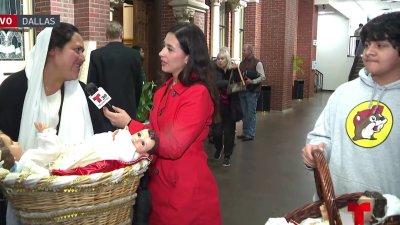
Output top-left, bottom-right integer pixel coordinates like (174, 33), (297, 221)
(316, 0), (400, 19)
(352, 0), (400, 12)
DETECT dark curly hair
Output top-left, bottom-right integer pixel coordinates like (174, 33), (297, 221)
(48, 22), (81, 52)
(361, 12), (400, 56)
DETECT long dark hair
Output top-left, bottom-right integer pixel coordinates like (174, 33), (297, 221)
(165, 23), (219, 119)
(48, 22), (81, 51)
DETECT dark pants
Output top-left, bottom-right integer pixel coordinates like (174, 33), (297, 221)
(355, 40), (360, 55)
(132, 171), (151, 225)
(213, 104), (236, 158)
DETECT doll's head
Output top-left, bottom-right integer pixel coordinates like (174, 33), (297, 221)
(358, 191), (387, 223)
(0, 132), (19, 170)
(131, 129), (159, 155)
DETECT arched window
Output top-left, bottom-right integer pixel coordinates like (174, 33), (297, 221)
(0, 0), (25, 60)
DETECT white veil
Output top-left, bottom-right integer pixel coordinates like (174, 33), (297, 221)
(18, 27), (94, 151)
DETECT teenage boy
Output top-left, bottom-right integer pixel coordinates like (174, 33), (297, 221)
(302, 12), (400, 197)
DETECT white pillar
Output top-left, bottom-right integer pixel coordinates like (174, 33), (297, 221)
(210, 0), (221, 58)
(230, 0), (246, 63)
(231, 6), (241, 63)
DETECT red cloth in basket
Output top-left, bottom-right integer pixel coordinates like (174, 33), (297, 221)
(52, 155), (152, 175)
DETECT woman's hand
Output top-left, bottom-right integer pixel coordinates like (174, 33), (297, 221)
(103, 106), (132, 128)
(301, 143), (325, 168)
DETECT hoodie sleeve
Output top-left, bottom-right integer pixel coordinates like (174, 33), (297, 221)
(306, 97), (334, 161)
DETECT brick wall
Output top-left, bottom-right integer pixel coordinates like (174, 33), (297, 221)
(261, 0), (297, 111)
(161, 0), (177, 39)
(74, 0), (109, 47)
(194, 11), (206, 31)
(35, 0), (74, 24)
(244, 3), (257, 56)
(34, 0), (110, 47)
(297, 0), (317, 98)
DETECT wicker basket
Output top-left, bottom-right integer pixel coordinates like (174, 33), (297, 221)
(285, 151), (400, 225)
(0, 158), (150, 225)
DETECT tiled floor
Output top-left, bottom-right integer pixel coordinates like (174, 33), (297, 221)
(205, 91), (332, 225)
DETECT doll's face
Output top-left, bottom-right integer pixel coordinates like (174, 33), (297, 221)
(0, 134), (23, 160)
(131, 129), (155, 154)
(358, 195), (375, 223)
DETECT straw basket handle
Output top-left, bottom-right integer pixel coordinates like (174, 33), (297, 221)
(312, 150), (342, 225)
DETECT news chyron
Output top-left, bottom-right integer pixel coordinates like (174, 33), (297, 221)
(0, 15), (60, 28)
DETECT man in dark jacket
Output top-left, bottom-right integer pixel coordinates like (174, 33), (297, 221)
(87, 21), (143, 130)
(87, 21), (146, 225)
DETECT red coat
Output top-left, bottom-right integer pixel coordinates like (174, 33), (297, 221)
(129, 78), (222, 225)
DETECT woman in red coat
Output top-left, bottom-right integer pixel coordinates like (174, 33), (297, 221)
(104, 23), (222, 225)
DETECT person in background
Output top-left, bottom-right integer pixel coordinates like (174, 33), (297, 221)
(87, 21), (143, 130)
(102, 23), (222, 225)
(213, 47), (240, 167)
(354, 23), (364, 52)
(0, 22), (108, 225)
(132, 45), (145, 62)
(132, 44), (146, 83)
(302, 12), (400, 198)
(237, 44), (266, 141)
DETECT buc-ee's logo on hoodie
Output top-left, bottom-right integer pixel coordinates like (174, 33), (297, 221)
(346, 101), (393, 148)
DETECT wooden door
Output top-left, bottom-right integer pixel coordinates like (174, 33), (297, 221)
(132, 0), (148, 77)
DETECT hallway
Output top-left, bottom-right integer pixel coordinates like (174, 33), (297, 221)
(205, 91), (332, 225)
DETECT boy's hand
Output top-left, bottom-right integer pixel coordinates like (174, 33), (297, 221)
(301, 143), (325, 168)
(34, 122), (48, 133)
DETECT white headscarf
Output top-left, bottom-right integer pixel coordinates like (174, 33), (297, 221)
(18, 27), (94, 151)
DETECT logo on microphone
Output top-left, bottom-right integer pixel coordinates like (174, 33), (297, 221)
(88, 87), (112, 109)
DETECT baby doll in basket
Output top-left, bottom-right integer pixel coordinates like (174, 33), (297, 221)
(0, 122), (159, 176)
(299, 191), (400, 225)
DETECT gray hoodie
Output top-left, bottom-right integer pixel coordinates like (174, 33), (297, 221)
(307, 68), (400, 197)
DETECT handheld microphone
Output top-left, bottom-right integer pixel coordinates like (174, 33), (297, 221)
(85, 83), (116, 112)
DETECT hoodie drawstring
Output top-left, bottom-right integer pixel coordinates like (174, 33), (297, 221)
(368, 82), (387, 114)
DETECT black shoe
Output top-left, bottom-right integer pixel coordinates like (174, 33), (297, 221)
(214, 150), (222, 160)
(242, 137), (254, 142)
(237, 135), (245, 139)
(222, 157), (231, 167)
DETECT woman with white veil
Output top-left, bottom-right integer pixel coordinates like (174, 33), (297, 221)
(0, 22), (110, 225)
